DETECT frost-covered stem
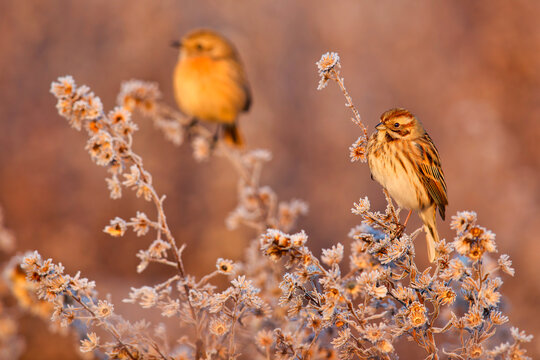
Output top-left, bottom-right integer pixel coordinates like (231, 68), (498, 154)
(364, 311), (388, 322)
(196, 270), (219, 287)
(330, 68), (368, 139)
(426, 329), (438, 359)
(70, 293), (137, 360)
(382, 189), (400, 224)
(429, 303), (441, 327)
(240, 218), (266, 232)
(132, 162), (205, 355)
(220, 148), (274, 229)
(347, 300), (366, 329)
(97, 112), (185, 279)
(220, 148), (251, 184)
(414, 329), (433, 356)
(154, 275), (181, 291)
(150, 342), (169, 360)
(304, 331), (320, 359)
(102, 115), (206, 357)
(227, 298), (240, 358)
(153, 258), (179, 268)
(350, 333), (368, 354)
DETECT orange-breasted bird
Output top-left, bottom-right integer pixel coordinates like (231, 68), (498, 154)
(172, 29), (251, 147)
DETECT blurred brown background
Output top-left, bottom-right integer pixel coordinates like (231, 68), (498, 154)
(0, 0), (539, 358)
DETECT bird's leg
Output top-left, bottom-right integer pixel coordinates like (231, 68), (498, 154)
(394, 209), (413, 239)
(186, 117), (198, 140)
(188, 118), (198, 128)
(210, 124), (221, 150)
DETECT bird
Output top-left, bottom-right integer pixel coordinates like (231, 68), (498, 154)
(367, 108), (448, 262)
(171, 29), (251, 147)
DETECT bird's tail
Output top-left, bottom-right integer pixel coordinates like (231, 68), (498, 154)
(419, 206), (439, 263)
(223, 123), (244, 148)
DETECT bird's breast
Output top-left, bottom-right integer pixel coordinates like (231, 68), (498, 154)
(367, 138), (431, 211)
(173, 56), (247, 123)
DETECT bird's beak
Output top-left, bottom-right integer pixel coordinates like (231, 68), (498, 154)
(375, 122), (385, 130)
(170, 40), (182, 49)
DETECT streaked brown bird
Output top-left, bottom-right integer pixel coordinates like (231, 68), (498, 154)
(367, 108), (448, 262)
(172, 29), (251, 147)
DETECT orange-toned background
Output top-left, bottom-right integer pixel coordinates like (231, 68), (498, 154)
(0, 1), (538, 358)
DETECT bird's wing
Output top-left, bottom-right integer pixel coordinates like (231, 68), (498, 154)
(414, 134), (448, 219)
(227, 58), (251, 113)
(242, 83), (252, 112)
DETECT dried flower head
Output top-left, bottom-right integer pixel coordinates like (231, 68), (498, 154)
(490, 311), (509, 325)
(108, 106), (131, 124)
(209, 317), (230, 336)
(407, 301), (427, 327)
(80, 332), (100, 352)
(117, 79), (161, 114)
(510, 327), (533, 343)
(468, 343), (483, 359)
(453, 218), (497, 261)
(450, 211), (477, 233)
(316, 52), (341, 90)
(95, 300), (114, 318)
(104, 217), (127, 237)
(464, 306), (483, 328)
(260, 229), (307, 262)
(147, 239), (171, 258)
(124, 286), (158, 309)
(106, 176), (122, 199)
(131, 211), (151, 236)
(321, 243), (344, 266)
(255, 329), (273, 350)
(349, 136), (367, 163)
(351, 197), (371, 215)
(376, 339), (394, 354)
(364, 322), (386, 343)
(50, 75), (75, 98)
(192, 136), (211, 162)
(498, 254), (515, 276)
(216, 258), (235, 275)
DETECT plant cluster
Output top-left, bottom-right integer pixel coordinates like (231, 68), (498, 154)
(0, 53), (533, 360)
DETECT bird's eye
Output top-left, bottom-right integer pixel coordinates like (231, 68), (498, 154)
(393, 122), (400, 128)
(196, 43), (204, 51)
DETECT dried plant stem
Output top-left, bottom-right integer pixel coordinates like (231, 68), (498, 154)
(220, 148), (251, 184)
(219, 147), (274, 230)
(382, 189), (400, 224)
(70, 293), (138, 360)
(304, 331), (320, 358)
(330, 68), (367, 139)
(150, 341), (170, 360)
(92, 107), (208, 358)
(122, 135), (206, 357)
(196, 271), (219, 287)
(227, 299), (240, 358)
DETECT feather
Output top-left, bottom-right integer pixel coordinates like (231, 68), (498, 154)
(414, 134), (448, 220)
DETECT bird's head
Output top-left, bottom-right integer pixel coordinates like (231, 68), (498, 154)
(172, 29), (237, 60)
(376, 108), (425, 140)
